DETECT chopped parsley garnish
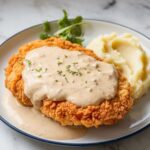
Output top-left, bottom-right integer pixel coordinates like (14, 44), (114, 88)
(57, 70), (69, 83)
(64, 75), (69, 83)
(66, 63), (83, 76)
(66, 65), (71, 70)
(39, 10), (84, 45)
(37, 75), (42, 78)
(35, 68), (42, 72)
(57, 61), (63, 65)
(25, 59), (32, 66)
(57, 70), (63, 75)
(73, 62), (78, 65)
(45, 68), (48, 72)
(78, 71), (82, 76)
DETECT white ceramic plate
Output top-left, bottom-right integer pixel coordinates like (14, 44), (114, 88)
(0, 19), (150, 146)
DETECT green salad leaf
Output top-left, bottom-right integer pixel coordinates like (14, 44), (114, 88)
(58, 10), (71, 29)
(39, 10), (84, 45)
(43, 21), (51, 32)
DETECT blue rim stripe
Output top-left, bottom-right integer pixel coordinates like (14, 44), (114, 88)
(0, 115), (149, 147)
(0, 19), (150, 146)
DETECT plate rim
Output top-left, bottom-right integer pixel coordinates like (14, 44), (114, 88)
(0, 18), (150, 146)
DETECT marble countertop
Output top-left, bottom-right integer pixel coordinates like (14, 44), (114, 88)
(0, 0), (150, 150)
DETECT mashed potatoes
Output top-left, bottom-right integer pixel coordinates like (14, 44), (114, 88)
(87, 33), (150, 102)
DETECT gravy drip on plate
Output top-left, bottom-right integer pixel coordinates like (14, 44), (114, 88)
(3, 90), (87, 140)
(22, 46), (118, 107)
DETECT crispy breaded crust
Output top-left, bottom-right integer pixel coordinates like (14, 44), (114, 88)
(5, 37), (133, 127)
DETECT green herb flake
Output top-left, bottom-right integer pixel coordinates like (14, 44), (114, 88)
(25, 59), (32, 66)
(78, 71), (82, 76)
(45, 68), (48, 72)
(57, 70), (63, 75)
(64, 76), (69, 83)
(73, 62), (78, 65)
(35, 68), (42, 72)
(37, 75), (42, 78)
(66, 65), (71, 69)
(57, 61), (63, 65)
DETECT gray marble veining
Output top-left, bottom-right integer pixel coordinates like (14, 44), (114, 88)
(0, 0), (150, 150)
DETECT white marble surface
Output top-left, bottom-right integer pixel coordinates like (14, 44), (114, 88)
(0, 0), (150, 149)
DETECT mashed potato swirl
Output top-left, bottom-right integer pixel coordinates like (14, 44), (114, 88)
(87, 33), (150, 102)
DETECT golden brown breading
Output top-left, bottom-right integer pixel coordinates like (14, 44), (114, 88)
(5, 37), (133, 127)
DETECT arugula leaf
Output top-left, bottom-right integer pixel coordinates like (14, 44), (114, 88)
(39, 10), (84, 45)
